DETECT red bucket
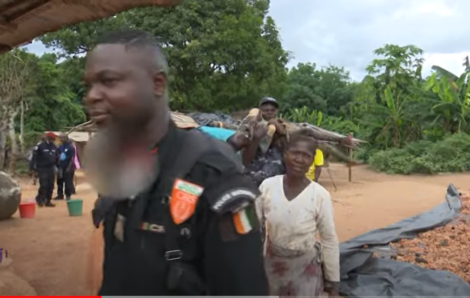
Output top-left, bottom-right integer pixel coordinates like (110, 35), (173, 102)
(19, 202), (36, 219)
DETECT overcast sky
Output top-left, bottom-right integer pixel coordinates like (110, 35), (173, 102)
(25, 0), (470, 81)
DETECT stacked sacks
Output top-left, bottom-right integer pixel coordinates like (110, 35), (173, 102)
(0, 172), (21, 220)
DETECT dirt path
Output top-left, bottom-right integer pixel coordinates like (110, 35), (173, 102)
(324, 164), (469, 240)
(1, 165), (469, 295)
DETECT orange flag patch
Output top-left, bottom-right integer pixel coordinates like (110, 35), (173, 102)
(169, 179), (204, 224)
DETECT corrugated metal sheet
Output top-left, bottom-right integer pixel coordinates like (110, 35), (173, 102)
(0, 0), (180, 53)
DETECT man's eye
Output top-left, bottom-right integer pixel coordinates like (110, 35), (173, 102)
(103, 78), (117, 86)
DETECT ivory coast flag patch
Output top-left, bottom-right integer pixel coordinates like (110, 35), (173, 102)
(233, 205), (257, 234)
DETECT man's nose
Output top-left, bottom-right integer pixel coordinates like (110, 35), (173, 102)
(84, 85), (105, 105)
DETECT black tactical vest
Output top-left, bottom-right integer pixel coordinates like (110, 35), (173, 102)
(98, 127), (241, 295)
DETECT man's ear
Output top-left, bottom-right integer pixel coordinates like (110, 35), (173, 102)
(153, 72), (167, 97)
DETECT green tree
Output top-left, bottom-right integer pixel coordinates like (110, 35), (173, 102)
(0, 49), (34, 170)
(366, 44), (424, 99)
(281, 63), (353, 116)
(40, 0), (289, 112)
(24, 54), (86, 134)
(351, 44), (426, 148)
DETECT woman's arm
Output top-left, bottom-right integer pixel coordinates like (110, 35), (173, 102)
(255, 181), (266, 225)
(257, 181), (268, 255)
(314, 166), (322, 182)
(316, 188), (340, 285)
(242, 138), (260, 167)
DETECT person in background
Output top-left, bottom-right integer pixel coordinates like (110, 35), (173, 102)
(54, 134), (75, 201)
(30, 132), (58, 207)
(71, 141), (81, 194)
(256, 128), (339, 297)
(306, 148), (324, 183)
(243, 97), (287, 186)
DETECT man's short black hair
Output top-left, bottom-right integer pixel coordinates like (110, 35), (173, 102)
(97, 29), (158, 49)
(96, 29), (168, 74)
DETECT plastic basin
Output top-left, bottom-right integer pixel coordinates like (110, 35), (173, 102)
(66, 199), (83, 217)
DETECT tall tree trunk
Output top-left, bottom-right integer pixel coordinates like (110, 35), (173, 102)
(0, 110), (8, 170)
(19, 100), (25, 154)
(8, 109), (19, 174)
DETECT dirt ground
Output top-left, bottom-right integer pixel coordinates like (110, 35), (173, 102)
(1, 165), (470, 296)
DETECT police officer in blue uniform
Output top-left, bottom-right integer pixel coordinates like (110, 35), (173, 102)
(30, 132), (58, 207)
(85, 30), (268, 296)
(54, 134), (76, 201)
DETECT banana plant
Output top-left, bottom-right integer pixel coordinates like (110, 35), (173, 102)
(431, 65), (458, 81)
(358, 86), (410, 148)
(282, 106), (323, 126)
(423, 71), (470, 133)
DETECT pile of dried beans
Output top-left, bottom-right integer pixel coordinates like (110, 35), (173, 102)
(390, 192), (470, 283)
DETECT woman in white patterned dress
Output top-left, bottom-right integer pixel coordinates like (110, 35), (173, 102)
(256, 129), (340, 297)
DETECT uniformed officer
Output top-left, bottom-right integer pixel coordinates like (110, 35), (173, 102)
(54, 134), (76, 201)
(84, 29), (268, 295)
(30, 132), (58, 207)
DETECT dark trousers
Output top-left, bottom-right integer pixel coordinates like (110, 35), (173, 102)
(71, 171), (76, 194)
(36, 167), (55, 205)
(57, 169), (74, 198)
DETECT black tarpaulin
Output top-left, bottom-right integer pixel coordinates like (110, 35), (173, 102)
(339, 184), (470, 297)
(188, 112), (236, 126)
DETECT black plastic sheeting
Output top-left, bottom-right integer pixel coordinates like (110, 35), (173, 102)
(188, 112), (237, 126)
(339, 184), (470, 297)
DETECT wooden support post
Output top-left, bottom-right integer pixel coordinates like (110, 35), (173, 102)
(348, 132), (353, 182)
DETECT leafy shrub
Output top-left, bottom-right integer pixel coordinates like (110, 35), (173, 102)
(369, 133), (470, 174)
(354, 145), (379, 163)
(322, 117), (360, 136)
(369, 149), (415, 174)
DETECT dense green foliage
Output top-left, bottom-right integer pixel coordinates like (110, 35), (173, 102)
(369, 134), (470, 174)
(1, 0), (469, 174)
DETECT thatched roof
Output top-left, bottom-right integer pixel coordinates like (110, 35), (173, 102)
(0, 0), (180, 54)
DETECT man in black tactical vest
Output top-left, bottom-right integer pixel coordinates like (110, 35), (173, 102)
(85, 29), (269, 296)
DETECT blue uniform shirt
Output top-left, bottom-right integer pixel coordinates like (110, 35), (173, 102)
(58, 142), (75, 169)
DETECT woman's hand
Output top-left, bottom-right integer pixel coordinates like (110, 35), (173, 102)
(253, 123), (268, 140)
(325, 287), (339, 297)
(324, 281), (339, 297)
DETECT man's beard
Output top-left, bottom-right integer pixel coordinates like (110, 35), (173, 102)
(84, 126), (159, 200)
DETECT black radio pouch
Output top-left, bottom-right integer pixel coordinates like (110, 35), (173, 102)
(156, 129), (212, 295)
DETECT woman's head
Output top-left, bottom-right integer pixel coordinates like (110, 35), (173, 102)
(284, 129), (317, 178)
